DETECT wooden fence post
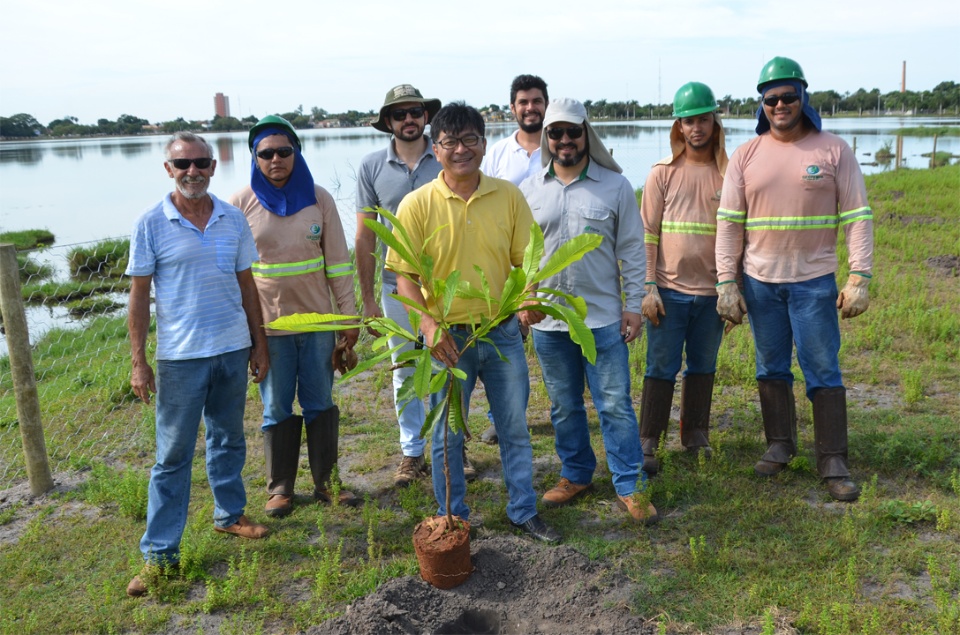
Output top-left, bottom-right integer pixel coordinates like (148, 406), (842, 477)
(931, 134), (939, 169)
(0, 244), (54, 495)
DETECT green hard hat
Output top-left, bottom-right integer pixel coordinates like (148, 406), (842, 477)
(757, 56), (808, 92)
(673, 82), (718, 118)
(248, 115), (301, 152)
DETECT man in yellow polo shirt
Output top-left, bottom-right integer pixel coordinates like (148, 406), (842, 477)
(385, 102), (560, 544)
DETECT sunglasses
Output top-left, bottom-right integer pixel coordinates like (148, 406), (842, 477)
(762, 93), (801, 107)
(169, 157), (212, 170)
(256, 146), (295, 160)
(436, 134), (483, 149)
(391, 107), (425, 121)
(546, 126), (584, 141)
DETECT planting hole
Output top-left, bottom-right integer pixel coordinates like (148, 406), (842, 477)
(435, 608), (501, 634)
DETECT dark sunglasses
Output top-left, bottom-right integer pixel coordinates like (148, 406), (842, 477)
(762, 93), (801, 107)
(546, 126), (584, 141)
(256, 146), (295, 160)
(169, 157), (212, 170)
(391, 107), (425, 121)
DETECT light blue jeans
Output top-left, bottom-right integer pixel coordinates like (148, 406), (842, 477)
(533, 322), (645, 496)
(259, 332), (335, 428)
(383, 287), (427, 458)
(430, 317), (538, 525)
(140, 348), (250, 564)
(644, 287), (725, 380)
(743, 273), (843, 399)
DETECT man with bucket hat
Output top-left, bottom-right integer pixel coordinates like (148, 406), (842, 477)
(519, 97), (658, 525)
(229, 115), (360, 517)
(715, 57), (873, 501)
(638, 82), (729, 475)
(355, 85), (483, 486)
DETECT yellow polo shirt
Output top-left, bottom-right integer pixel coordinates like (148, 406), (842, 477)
(385, 171), (534, 324)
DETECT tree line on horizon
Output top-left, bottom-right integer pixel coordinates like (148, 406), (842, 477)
(2, 82), (958, 139)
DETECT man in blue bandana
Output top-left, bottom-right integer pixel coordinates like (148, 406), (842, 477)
(230, 116), (360, 517)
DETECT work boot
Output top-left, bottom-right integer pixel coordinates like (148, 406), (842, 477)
(812, 387), (860, 502)
(463, 447), (478, 481)
(263, 415), (303, 517)
(679, 373), (715, 457)
(126, 561), (179, 598)
(394, 454), (429, 487)
(214, 515), (270, 539)
(639, 377), (675, 475)
(306, 407), (359, 507)
(480, 424), (499, 445)
(616, 493), (660, 526)
(542, 477), (592, 507)
(754, 380), (797, 476)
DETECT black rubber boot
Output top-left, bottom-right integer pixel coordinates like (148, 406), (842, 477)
(812, 387), (859, 502)
(263, 415), (303, 517)
(639, 377), (675, 475)
(754, 380), (797, 476)
(306, 406), (359, 507)
(679, 373), (715, 455)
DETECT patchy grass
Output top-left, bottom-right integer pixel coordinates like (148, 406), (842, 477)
(67, 238), (129, 280)
(0, 229), (55, 249)
(0, 166), (957, 634)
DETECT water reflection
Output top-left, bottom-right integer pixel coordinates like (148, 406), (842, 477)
(0, 147), (42, 164)
(216, 137), (235, 164)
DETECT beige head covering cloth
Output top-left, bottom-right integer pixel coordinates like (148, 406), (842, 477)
(539, 97), (622, 174)
(655, 112), (728, 176)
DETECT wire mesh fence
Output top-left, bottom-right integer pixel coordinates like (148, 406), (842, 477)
(0, 238), (151, 489)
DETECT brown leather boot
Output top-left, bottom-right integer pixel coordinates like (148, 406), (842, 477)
(263, 415), (303, 517)
(754, 380), (797, 476)
(306, 407), (359, 507)
(679, 373), (715, 456)
(812, 387), (859, 502)
(639, 377), (675, 475)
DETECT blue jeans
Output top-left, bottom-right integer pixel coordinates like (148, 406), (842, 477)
(259, 332), (335, 427)
(383, 288), (427, 458)
(140, 348), (250, 564)
(645, 287), (725, 380)
(430, 317), (538, 525)
(533, 322), (644, 496)
(743, 273), (843, 399)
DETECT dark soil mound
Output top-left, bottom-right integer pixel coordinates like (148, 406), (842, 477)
(310, 534), (652, 635)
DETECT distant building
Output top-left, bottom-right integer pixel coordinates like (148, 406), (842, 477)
(214, 93), (231, 118)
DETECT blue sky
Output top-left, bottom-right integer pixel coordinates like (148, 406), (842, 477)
(2, 0), (958, 125)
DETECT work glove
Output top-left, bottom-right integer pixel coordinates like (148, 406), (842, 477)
(641, 285), (665, 326)
(332, 339), (358, 376)
(716, 282), (747, 326)
(837, 273), (870, 319)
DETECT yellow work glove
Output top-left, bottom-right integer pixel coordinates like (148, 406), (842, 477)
(716, 282), (747, 325)
(641, 284), (665, 326)
(837, 273), (870, 319)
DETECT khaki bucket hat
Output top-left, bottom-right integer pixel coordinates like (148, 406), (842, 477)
(371, 84), (442, 133)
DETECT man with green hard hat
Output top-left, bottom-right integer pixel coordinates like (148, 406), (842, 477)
(638, 82), (729, 475)
(229, 115), (361, 517)
(715, 57), (873, 501)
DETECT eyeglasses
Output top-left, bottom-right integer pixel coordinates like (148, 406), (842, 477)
(546, 126), (584, 141)
(762, 93), (801, 107)
(436, 134), (483, 150)
(390, 107), (425, 121)
(256, 146), (295, 160)
(168, 157), (212, 170)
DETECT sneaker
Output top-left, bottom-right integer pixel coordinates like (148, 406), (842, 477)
(463, 447), (478, 482)
(510, 514), (561, 544)
(394, 454), (429, 487)
(214, 515), (270, 539)
(616, 494), (660, 526)
(542, 477), (592, 507)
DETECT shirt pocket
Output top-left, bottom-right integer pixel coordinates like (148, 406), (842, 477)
(579, 205), (613, 236)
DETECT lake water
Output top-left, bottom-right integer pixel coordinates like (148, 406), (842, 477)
(1, 116), (957, 248)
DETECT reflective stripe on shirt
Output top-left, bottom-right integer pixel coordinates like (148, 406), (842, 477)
(325, 262), (354, 278)
(252, 256), (324, 278)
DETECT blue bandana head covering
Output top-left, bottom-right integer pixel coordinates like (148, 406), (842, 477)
(250, 127), (316, 216)
(755, 79), (822, 135)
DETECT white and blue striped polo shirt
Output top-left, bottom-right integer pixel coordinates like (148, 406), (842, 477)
(126, 193), (258, 361)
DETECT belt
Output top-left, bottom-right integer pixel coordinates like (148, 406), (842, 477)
(448, 315), (514, 333)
